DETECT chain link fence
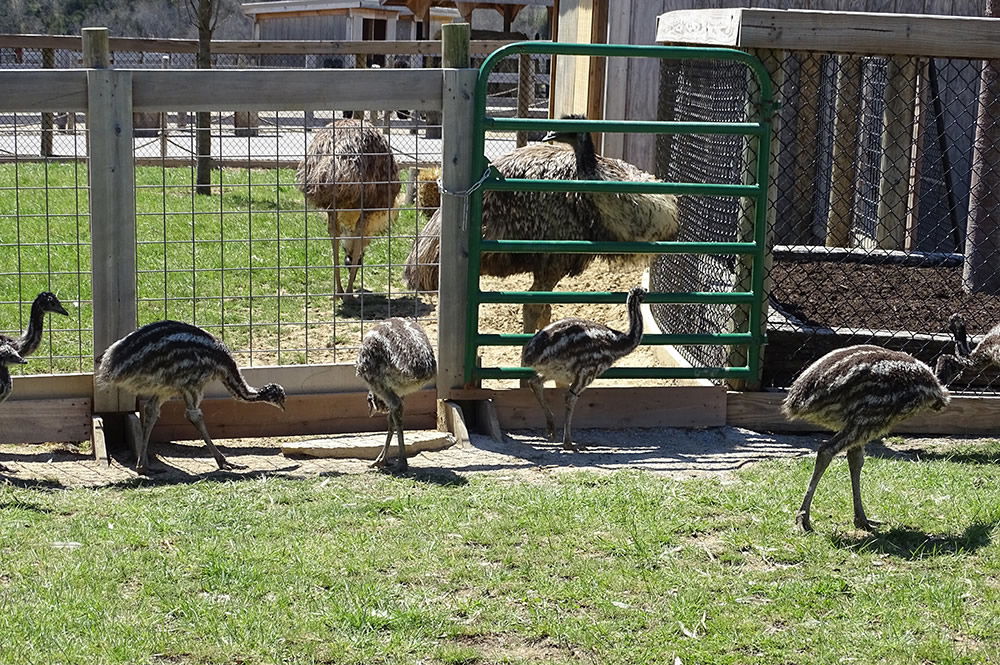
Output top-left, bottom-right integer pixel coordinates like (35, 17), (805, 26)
(652, 50), (1000, 394)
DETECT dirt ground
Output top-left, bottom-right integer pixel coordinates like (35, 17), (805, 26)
(0, 426), (988, 489)
(771, 261), (1000, 334)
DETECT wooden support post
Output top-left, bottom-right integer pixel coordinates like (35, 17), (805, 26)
(790, 52), (821, 244)
(876, 56), (918, 250)
(85, 27), (137, 414)
(826, 55), (861, 248)
(437, 23), (475, 402)
(905, 58), (929, 251)
(423, 6), (443, 139)
(160, 55), (169, 158)
(727, 49), (782, 391)
(40, 48), (55, 157)
(516, 53), (532, 148)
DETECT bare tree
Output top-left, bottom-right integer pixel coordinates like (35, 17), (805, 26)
(186, 0), (221, 196)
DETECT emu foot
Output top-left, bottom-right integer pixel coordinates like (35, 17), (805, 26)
(562, 441), (583, 452)
(795, 510), (813, 533)
(216, 458), (248, 472)
(371, 456), (407, 473)
(854, 515), (883, 531)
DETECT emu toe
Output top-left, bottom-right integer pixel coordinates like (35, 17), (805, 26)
(854, 515), (883, 531)
(795, 511), (813, 533)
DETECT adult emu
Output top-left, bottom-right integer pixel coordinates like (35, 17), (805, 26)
(297, 119), (401, 298)
(783, 345), (952, 532)
(404, 115), (679, 332)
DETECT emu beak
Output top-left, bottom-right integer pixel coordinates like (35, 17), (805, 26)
(55, 305), (69, 316)
(541, 130), (558, 142)
(15, 357), (27, 365)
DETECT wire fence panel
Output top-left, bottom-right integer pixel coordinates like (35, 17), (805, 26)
(0, 116), (91, 375)
(654, 49), (1000, 395)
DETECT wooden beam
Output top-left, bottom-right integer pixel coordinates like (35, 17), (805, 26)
(131, 69), (444, 112)
(727, 390), (1000, 435)
(150, 390), (436, 442)
(826, 54), (861, 247)
(447, 386), (727, 429)
(876, 56), (918, 250)
(87, 65), (137, 413)
(0, 71), (87, 113)
(0, 398), (92, 444)
(656, 8), (1000, 60)
(0, 34), (520, 56)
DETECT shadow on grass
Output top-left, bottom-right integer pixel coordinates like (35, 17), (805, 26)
(894, 448), (1000, 465)
(337, 293), (433, 320)
(831, 521), (998, 559)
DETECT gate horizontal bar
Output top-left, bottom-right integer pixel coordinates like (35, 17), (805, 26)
(479, 239), (759, 254)
(477, 291), (756, 305)
(485, 117), (767, 136)
(477, 333), (757, 346)
(476, 366), (753, 379)
(484, 177), (758, 196)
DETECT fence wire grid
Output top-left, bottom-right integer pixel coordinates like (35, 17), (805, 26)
(652, 51), (1000, 394)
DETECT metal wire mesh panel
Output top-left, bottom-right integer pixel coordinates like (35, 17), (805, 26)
(650, 58), (752, 372)
(0, 114), (90, 374)
(657, 49), (1000, 394)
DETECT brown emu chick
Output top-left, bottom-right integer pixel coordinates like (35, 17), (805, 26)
(96, 320), (286, 475)
(522, 287), (646, 450)
(356, 318), (437, 471)
(783, 345), (951, 532)
(297, 119), (401, 298)
(1, 291), (69, 357)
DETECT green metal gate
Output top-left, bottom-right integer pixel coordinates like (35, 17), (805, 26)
(465, 42), (775, 385)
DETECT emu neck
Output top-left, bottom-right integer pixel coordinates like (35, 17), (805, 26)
(575, 134), (598, 177)
(17, 301), (48, 357)
(619, 294), (644, 353)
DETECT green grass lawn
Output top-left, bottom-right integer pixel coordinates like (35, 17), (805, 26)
(0, 162), (425, 373)
(2, 448), (1000, 665)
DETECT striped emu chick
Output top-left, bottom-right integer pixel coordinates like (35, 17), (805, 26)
(783, 345), (951, 532)
(96, 320), (286, 475)
(356, 318), (436, 471)
(1, 291), (69, 358)
(522, 287), (647, 450)
(934, 313), (1000, 383)
(0, 343), (27, 406)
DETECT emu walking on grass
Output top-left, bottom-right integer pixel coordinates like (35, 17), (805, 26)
(356, 317), (436, 471)
(297, 119), (401, 298)
(405, 116), (679, 332)
(522, 287), (647, 450)
(0, 343), (26, 406)
(783, 345), (952, 532)
(1, 291), (69, 357)
(96, 320), (286, 475)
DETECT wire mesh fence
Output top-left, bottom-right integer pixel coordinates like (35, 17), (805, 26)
(652, 50), (1000, 394)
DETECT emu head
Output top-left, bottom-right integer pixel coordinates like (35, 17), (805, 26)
(0, 344), (26, 366)
(35, 291), (69, 317)
(258, 383), (287, 410)
(628, 286), (648, 304)
(542, 114), (593, 150)
(367, 391), (389, 417)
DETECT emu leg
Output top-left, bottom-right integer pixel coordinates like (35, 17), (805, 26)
(528, 374), (556, 441)
(797, 429), (852, 532)
(848, 446), (882, 530)
(371, 413), (394, 469)
(562, 388), (583, 451)
(136, 396), (164, 475)
(345, 211), (369, 294)
(393, 404), (408, 471)
(184, 394), (246, 471)
(328, 211), (346, 297)
(523, 269), (559, 333)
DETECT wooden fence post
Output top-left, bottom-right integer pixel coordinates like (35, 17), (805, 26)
(876, 56), (918, 250)
(84, 27), (137, 413)
(40, 48), (55, 157)
(516, 52), (532, 148)
(437, 22), (475, 402)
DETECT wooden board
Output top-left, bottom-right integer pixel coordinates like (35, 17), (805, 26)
(656, 8), (1000, 60)
(131, 69), (444, 112)
(0, 35), (520, 56)
(0, 70), (87, 112)
(149, 390), (436, 442)
(727, 390), (1000, 435)
(0, 398), (92, 444)
(281, 430), (454, 459)
(447, 385), (726, 429)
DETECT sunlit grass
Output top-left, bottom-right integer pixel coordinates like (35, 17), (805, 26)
(0, 162), (425, 373)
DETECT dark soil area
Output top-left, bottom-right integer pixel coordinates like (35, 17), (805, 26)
(770, 261), (1000, 334)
